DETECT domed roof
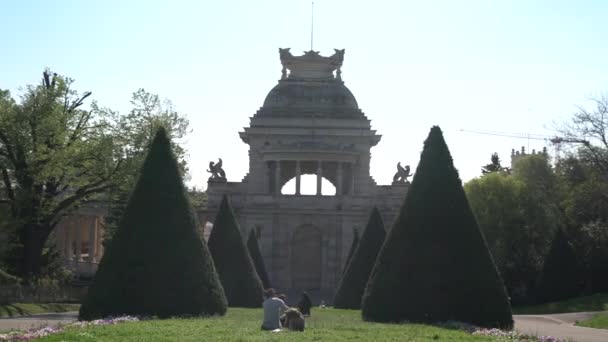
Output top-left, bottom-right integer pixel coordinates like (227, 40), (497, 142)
(256, 48), (364, 119)
(263, 80), (359, 109)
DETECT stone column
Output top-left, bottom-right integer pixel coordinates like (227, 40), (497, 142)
(275, 161), (281, 195)
(295, 160), (301, 195)
(337, 162), (343, 196)
(97, 217), (105, 261)
(74, 217), (81, 261)
(88, 216), (97, 263)
(349, 163), (355, 195)
(63, 221), (72, 260)
(316, 161), (323, 196)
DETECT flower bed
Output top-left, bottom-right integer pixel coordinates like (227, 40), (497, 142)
(0, 316), (139, 341)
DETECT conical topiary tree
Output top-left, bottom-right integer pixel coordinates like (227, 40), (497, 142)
(361, 126), (513, 329)
(247, 229), (271, 289)
(208, 195), (264, 307)
(79, 128), (227, 320)
(334, 207), (386, 309)
(342, 229), (360, 274)
(536, 229), (583, 303)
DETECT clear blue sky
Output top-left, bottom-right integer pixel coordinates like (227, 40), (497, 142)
(2, 0), (607, 189)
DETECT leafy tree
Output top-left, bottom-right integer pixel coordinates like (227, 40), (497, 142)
(79, 128), (226, 320)
(556, 156), (608, 293)
(481, 153), (503, 174)
(334, 207), (385, 309)
(247, 229), (271, 289)
(536, 229), (583, 303)
(362, 126), (512, 329)
(465, 170), (555, 304)
(208, 195), (264, 307)
(99, 89), (190, 244)
(342, 228), (359, 274)
(557, 95), (608, 181)
(0, 72), (189, 280)
(187, 186), (208, 210)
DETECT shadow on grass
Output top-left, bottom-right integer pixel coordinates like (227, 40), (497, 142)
(0, 304), (29, 317)
(513, 293), (608, 315)
(0, 303), (79, 318)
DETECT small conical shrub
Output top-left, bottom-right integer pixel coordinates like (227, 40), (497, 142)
(247, 229), (271, 289)
(79, 128), (227, 320)
(342, 229), (360, 274)
(208, 195), (264, 307)
(334, 207), (386, 309)
(536, 229), (583, 303)
(362, 126), (513, 329)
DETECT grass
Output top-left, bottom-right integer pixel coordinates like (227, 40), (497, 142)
(576, 312), (608, 329)
(38, 308), (497, 341)
(0, 303), (80, 317)
(512, 293), (608, 315)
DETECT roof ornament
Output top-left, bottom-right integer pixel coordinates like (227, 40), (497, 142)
(207, 158), (227, 182)
(279, 48), (345, 80)
(392, 162), (412, 185)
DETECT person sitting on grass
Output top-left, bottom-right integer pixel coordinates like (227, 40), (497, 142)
(261, 288), (289, 331)
(297, 291), (312, 317)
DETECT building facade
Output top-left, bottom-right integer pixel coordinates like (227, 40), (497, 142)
(202, 49), (409, 298)
(50, 203), (106, 279)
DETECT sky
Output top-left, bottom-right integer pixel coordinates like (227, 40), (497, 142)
(2, 0), (608, 190)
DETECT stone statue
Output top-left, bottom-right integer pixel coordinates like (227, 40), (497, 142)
(392, 162), (412, 184)
(279, 48), (293, 80)
(207, 158), (226, 181)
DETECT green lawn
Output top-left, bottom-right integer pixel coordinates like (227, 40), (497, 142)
(39, 308), (497, 341)
(513, 293), (608, 314)
(0, 303), (80, 317)
(576, 312), (608, 329)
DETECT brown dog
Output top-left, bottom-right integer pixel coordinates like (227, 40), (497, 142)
(283, 308), (305, 331)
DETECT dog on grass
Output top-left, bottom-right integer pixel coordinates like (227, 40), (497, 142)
(283, 308), (305, 331)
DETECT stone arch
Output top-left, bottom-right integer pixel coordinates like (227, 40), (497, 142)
(291, 225), (322, 290)
(281, 175), (336, 195)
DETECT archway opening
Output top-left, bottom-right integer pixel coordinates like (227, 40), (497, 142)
(291, 225), (322, 290)
(281, 175), (336, 195)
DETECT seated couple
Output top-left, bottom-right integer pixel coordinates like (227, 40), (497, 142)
(261, 288), (310, 331)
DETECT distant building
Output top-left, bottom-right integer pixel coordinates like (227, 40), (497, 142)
(201, 48), (409, 298)
(510, 146), (549, 171)
(49, 202), (106, 279)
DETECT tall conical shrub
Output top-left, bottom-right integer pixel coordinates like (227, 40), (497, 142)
(536, 229), (583, 303)
(79, 128), (227, 320)
(334, 207), (386, 309)
(247, 229), (271, 289)
(342, 229), (360, 274)
(208, 195), (264, 307)
(362, 126), (513, 329)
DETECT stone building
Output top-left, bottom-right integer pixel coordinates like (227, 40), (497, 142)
(49, 203), (106, 279)
(201, 48), (409, 299)
(510, 146), (549, 171)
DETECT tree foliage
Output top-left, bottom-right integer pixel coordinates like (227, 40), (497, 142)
(79, 128), (226, 320)
(99, 89), (190, 244)
(536, 229), (583, 303)
(247, 229), (271, 289)
(334, 207), (385, 309)
(555, 155), (608, 294)
(362, 126), (512, 328)
(465, 160), (557, 305)
(208, 195), (263, 307)
(481, 153), (504, 174)
(0, 72), (189, 280)
(558, 95), (608, 181)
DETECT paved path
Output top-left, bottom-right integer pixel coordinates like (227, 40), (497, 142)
(0, 312), (78, 332)
(514, 312), (608, 342)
